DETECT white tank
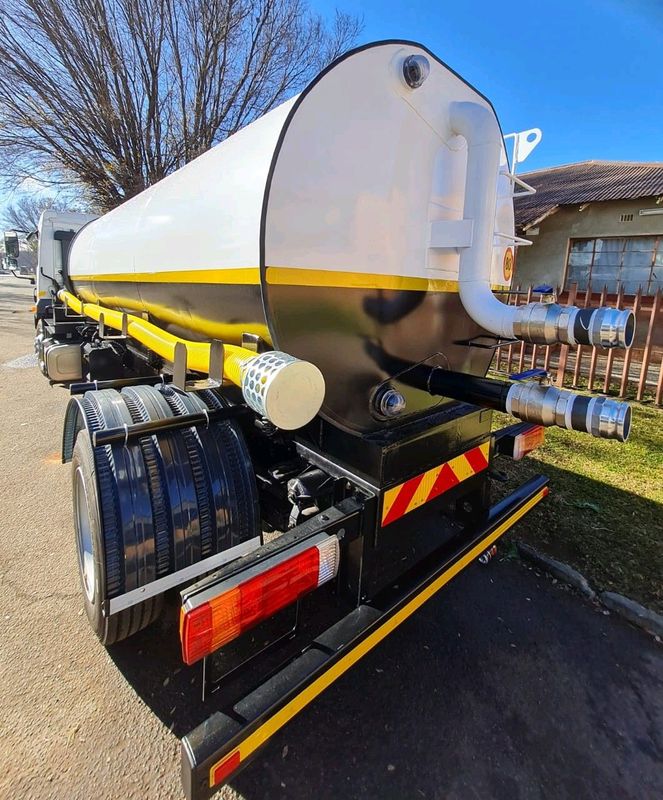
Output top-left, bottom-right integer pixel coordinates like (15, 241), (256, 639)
(69, 40), (516, 433)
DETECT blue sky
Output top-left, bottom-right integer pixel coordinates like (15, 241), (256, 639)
(2, 0), (660, 221)
(313, 0), (663, 172)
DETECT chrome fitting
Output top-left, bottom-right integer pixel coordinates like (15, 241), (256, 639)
(512, 302), (578, 346)
(512, 302), (635, 350)
(505, 382), (631, 442)
(377, 388), (407, 418)
(588, 395), (632, 440)
(584, 307), (635, 349)
(402, 54), (430, 89)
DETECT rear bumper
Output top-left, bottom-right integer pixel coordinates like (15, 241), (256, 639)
(181, 474), (549, 799)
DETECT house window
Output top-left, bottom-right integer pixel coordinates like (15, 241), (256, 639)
(566, 236), (663, 295)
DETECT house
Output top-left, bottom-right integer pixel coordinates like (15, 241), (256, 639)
(513, 161), (663, 297)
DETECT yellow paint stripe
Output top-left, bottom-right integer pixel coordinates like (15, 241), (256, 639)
(404, 464), (442, 516)
(72, 267), (261, 285)
(448, 451), (476, 483)
(381, 484), (401, 523)
(448, 441), (490, 484)
(209, 487), (548, 786)
(266, 266), (459, 292)
(71, 265), (511, 293)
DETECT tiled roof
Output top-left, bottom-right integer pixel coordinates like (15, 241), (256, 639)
(514, 161), (663, 230)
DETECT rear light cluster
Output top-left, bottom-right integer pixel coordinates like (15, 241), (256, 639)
(512, 424), (545, 460)
(494, 422), (545, 461)
(181, 533), (340, 665)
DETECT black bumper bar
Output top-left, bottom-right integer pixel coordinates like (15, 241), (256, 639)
(181, 474), (549, 799)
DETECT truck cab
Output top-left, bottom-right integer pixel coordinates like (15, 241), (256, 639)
(31, 210), (98, 381)
(33, 210), (98, 320)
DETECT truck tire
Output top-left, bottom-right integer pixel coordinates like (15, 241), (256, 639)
(67, 385), (260, 646)
(72, 434), (163, 645)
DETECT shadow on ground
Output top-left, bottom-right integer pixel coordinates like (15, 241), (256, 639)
(109, 554), (663, 800)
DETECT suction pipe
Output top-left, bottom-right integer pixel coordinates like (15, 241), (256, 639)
(449, 102), (634, 349)
(425, 369), (631, 442)
(368, 346), (631, 442)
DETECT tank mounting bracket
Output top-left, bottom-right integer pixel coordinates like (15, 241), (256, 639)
(173, 339), (225, 392)
(98, 311), (128, 340)
(453, 334), (519, 350)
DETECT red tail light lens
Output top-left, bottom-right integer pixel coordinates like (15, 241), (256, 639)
(513, 424), (545, 460)
(211, 751), (241, 787)
(181, 534), (340, 665)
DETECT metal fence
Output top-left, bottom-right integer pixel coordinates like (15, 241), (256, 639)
(493, 284), (663, 405)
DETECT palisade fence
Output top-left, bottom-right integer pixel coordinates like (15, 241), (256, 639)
(493, 283), (663, 405)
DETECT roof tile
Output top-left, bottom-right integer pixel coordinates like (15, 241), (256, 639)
(513, 161), (663, 229)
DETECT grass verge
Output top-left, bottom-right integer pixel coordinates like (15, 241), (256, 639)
(492, 403), (663, 613)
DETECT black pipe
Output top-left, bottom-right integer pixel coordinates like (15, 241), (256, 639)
(367, 343), (512, 411)
(425, 369), (511, 411)
(366, 343), (630, 441)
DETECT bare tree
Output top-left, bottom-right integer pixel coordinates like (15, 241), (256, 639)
(2, 194), (80, 232)
(0, 0), (361, 211)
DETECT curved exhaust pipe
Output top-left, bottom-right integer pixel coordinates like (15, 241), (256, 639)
(449, 102), (635, 349)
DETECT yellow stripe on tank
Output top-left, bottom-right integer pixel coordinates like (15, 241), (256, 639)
(267, 267), (510, 293)
(72, 267), (261, 285)
(266, 266), (453, 292)
(71, 265), (510, 293)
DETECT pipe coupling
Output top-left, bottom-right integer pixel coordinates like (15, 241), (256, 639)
(512, 302), (578, 345)
(512, 302), (635, 349)
(505, 382), (631, 442)
(580, 307), (635, 349)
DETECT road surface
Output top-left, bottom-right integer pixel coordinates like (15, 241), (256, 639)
(1, 277), (661, 800)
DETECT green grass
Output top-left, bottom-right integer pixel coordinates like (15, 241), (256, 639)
(492, 403), (663, 613)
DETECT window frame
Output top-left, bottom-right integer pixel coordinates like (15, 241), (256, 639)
(564, 234), (662, 295)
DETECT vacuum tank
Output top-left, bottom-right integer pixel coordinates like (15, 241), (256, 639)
(68, 41), (632, 434)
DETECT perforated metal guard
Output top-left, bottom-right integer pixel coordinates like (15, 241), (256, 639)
(240, 351), (325, 430)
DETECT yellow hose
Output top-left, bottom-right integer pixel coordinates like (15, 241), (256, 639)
(58, 290), (257, 386)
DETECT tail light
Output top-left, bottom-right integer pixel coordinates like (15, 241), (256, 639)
(181, 533), (340, 665)
(512, 424), (545, 460)
(493, 422), (545, 461)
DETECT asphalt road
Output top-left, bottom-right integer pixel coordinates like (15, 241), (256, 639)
(1, 276), (661, 800)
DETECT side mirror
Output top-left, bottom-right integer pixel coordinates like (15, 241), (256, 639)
(4, 230), (20, 261)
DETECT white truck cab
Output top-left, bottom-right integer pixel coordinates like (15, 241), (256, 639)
(32, 210), (98, 381)
(35, 210), (98, 305)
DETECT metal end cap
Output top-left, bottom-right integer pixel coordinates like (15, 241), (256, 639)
(376, 387), (407, 418)
(592, 397), (632, 442)
(589, 308), (636, 349)
(241, 352), (325, 430)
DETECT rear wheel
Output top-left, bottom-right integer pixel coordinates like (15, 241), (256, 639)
(72, 434), (163, 645)
(68, 384), (260, 646)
